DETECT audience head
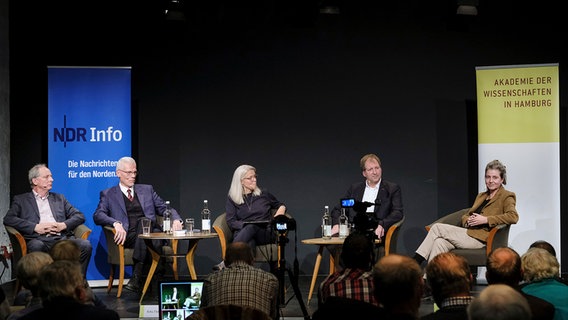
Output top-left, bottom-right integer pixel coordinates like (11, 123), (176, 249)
(529, 240), (556, 257)
(16, 251), (54, 295)
(37, 260), (87, 304)
(467, 284), (531, 320)
(225, 242), (254, 266)
(485, 247), (523, 287)
(49, 239), (81, 262)
(340, 232), (374, 270)
(373, 254), (423, 315)
(521, 247), (560, 282)
(425, 252), (472, 306)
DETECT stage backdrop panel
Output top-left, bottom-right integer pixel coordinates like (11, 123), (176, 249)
(48, 66), (132, 280)
(476, 63), (560, 262)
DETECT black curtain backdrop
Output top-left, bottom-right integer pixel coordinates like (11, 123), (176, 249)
(8, 1), (567, 276)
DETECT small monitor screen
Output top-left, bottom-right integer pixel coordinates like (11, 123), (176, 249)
(158, 279), (205, 320)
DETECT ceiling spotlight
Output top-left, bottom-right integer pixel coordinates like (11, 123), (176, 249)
(165, 0), (186, 21)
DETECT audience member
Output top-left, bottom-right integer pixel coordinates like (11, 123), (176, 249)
(0, 287), (11, 320)
(17, 260), (120, 320)
(93, 156), (183, 292)
(317, 232), (379, 307)
(330, 154), (403, 252)
(8, 252), (54, 319)
(3, 163), (93, 275)
(49, 239), (107, 308)
(526, 241), (567, 285)
(529, 240), (556, 257)
(373, 254), (424, 319)
(216, 164), (286, 270)
(485, 247), (555, 320)
(467, 284), (531, 320)
(521, 248), (568, 320)
(201, 242), (279, 320)
(413, 160), (518, 265)
(421, 252), (474, 320)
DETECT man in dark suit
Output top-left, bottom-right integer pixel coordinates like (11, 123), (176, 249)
(3, 163), (92, 275)
(486, 247), (555, 320)
(330, 153), (403, 259)
(93, 156), (183, 292)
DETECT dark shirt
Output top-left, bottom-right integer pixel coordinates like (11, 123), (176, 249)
(19, 296), (119, 320)
(225, 190), (283, 231)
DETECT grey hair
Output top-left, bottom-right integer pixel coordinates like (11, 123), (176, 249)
(117, 156), (136, 170)
(28, 163), (48, 188)
(228, 164), (261, 205)
(521, 247), (560, 282)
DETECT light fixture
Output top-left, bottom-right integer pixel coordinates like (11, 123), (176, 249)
(456, 0), (478, 16)
(165, 0), (186, 21)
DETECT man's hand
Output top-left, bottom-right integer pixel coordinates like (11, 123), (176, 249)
(113, 222), (126, 245)
(374, 225), (385, 238)
(172, 219), (183, 231)
(35, 222), (64, 235)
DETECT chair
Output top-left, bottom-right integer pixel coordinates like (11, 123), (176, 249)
(102, 225), (135, 298)
(213, 212), (292, 270)
(381, 215), (405, 257)
(425, 208), (511, 275)
(4, 224), (91, 295)
(103, 216), (173, 298)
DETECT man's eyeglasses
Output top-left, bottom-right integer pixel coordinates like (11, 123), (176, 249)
(119, 169), (138, 176)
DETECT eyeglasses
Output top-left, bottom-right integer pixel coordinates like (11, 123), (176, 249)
(243, 175), (257, 181)
(119, 169), (138, 176)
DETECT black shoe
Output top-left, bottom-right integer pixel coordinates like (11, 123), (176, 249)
(124, 275), (142, 293)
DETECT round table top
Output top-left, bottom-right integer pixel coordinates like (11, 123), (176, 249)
(139, 231), (218, 240)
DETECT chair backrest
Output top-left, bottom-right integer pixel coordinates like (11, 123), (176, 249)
(103, 226), (134, 265)
(384, 215), (405, 255)
(212, 213), (233, 259)
(212, 212), (286, 263)
(4, 225), (26, 273)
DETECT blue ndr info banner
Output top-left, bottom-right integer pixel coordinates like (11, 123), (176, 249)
(48, 66), (131, 281)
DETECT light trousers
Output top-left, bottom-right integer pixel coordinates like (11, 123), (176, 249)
(415, 223), (485, 262)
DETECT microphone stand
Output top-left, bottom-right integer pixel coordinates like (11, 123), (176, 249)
(276, 231), (310, 320)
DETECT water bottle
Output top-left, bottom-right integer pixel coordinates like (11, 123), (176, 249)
(339, 208), (349, 239)
(163, 200), (172, 234)
(322, 205), (332, 239)
(201, 200), (211, 234)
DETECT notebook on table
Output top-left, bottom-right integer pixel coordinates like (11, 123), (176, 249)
(159, 279), (205, 319)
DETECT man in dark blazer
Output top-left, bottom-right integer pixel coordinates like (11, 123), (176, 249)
(3, 163), (92, 275)
(93, 156), (183, 292)
(331, 153), (404, 241)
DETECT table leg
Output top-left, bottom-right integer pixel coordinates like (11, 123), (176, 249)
(139, 245), (160, 304)
(307, 245), (324, 305)
(185, 240), (198, 280)
(171, 239), (179, 280)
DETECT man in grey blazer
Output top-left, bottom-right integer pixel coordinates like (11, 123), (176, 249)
(93, 156), (183, 292)
(3, 163), (92, 275)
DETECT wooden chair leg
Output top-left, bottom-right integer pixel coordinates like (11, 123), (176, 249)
(107, 266), (115, 294)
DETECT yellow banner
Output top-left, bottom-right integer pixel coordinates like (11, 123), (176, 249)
(476, 64), (559, 143)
